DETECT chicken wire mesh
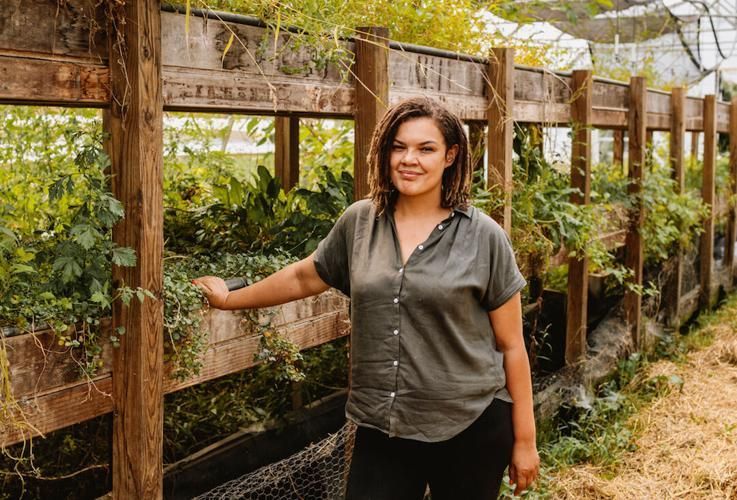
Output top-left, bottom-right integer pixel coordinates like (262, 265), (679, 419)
(194, 421), (356, 500)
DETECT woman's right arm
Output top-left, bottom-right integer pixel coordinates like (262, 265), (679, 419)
(193, 253), (330, 310)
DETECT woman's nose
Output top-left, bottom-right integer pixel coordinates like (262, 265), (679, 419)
(401, 149), (419, 164)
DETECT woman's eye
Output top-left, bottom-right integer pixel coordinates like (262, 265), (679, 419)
(421, 147), (434, 153)
(392, 145), (405, 151)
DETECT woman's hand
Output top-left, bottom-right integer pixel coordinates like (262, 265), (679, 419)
(192, 276), (229, 309)
(509, 439), (540, 496)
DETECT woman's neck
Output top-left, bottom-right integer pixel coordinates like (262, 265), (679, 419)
(394, 193), (447, 220)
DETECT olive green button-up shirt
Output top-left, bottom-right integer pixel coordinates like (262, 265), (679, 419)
(313, 199), (526, 442)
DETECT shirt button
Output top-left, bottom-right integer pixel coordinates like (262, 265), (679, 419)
(393, 360), (398, 366)
(399, 267), (404, 274)
(390, 392), (396, 398)
(393, 329), (399, 335)
(438, 224), (444, 230)
(418, 244), (424, 250)
(393, 298), (399, 304)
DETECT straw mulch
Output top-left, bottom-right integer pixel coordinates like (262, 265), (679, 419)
(547, 318), (737, 499)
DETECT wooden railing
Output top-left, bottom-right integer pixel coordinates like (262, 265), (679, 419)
(1, 0), (737, 497)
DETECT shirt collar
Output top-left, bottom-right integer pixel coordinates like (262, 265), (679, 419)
(452, 205), (473, 218)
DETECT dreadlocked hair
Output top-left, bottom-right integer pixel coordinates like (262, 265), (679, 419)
(367, 97), (472, 216)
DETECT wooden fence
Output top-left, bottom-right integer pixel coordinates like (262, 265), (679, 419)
(2, 0), (737, 497)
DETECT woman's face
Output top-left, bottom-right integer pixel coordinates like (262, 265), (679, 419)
(389, 117), (458, 204)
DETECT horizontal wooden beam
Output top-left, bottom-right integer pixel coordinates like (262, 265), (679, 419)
(0, 55), (109, 106)
(2, 293), (349, 447)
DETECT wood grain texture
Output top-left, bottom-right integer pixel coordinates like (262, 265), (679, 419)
(274, 116), (300, 191)
(591, 79), (628, 110)
(513, 67), (570, 104)
(664, 87), (686, 326)
(390, 89), (486, 120)
(613, 130), (624, 165)
(353, 27), (389, 201)
(162, 66), (354, 115)
(565, 70), (592, 365)
(487, 47), (514, 233)
(0, 55), (109, 105)
(107, 0), (165, 497)
(624, 76), (646, 349)
(389, 49), (485, 96)
(0, 0), (107, 61)
(727, 98), (737, 286)
(514, 101), (570, 125)
(0, 298), (350, 448)
(700, 95), (717, 309)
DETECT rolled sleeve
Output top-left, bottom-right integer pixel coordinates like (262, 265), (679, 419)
(482, 225), (527, 311)
(312, 211), (351, 297)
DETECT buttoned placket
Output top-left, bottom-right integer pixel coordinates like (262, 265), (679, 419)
(384, 209), (458, 433)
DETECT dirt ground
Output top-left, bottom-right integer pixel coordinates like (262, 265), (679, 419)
(546, 308), (737, 499)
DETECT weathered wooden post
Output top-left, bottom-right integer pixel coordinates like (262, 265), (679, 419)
(726, 97), (737, 287)
(700, 95), (717, 309)
(468, 122), (486, 174)
(624, 76), (646, 349)
(664, 87), (686, 326)
(353, 27), (389, 201)
(691, 131), (700, 159)
(275, 116), (300, 191)
(106, 0), (164, 498)
(613, 130), (625, 166)
(565, 69), (593, 364)
(487, 47), (514, 234)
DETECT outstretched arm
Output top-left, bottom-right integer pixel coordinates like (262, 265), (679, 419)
(193, 253), (330, 310)
(489, 292), (539, 495)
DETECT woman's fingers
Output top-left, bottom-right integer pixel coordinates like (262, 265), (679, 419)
(192, 276), (229, 308)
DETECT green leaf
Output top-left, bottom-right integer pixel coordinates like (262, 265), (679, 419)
(71, 223), (99, 250)
(52, 255), (83, 283)
(112, 246), (137, 267)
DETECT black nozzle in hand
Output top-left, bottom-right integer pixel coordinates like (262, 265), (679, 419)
(224, 277), (247, 291)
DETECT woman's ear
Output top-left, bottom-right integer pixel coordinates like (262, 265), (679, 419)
(445, 144), (459, 167)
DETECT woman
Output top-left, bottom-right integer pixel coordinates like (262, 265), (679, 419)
(194, 97), (539, 499)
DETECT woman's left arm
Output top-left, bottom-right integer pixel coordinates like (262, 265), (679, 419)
(489, 292), (540, 495)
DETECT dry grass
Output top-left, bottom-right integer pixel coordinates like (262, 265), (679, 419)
(546, 311), (737, 499)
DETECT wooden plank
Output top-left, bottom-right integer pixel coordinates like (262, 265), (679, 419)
(646, 90), (671, 115)
(0, 0), (107, 61)
(353, 27), (389, 201)
(389, 89), (486, 120)
(664, 87), (686, 326)
(107, 0), (165, 497)
(275, 116), (300, 191)
(717, 101), (731, 134)
(7, 294), (347, 399)
(487, 47), (514, 233)
(591, 108), (626, 129)
(727, 97), (737, 286)
(2, 376), (114, 449)
(0, 55), (109, 105)
(613, 130), (624, 165)
(591, 79), (628, 110)
(514, 101), (570, 124)
(388, 49), (485, 96)
(646, 113), (671, 131)
(165, 309), (350, 393)
(686, 98), (704, 132)
(5, 322), (114, 398)
(162, 66), (354, 115)
(513, 67), (570, 104)
(624, 76), (646, 349)
(1, 304), (350, 447)
(161, 12), (348, 84)
(565, 70), (592, 365)
(700, 95), (717, 309)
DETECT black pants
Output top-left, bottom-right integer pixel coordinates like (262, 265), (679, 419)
(345, 398), (514, 500)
